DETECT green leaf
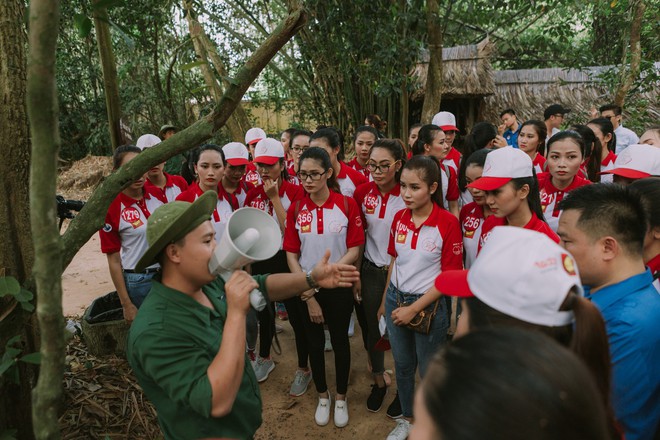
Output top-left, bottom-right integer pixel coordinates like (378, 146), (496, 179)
(15, 288), (33, 303)
(20, 302), (35, 312)
(180, 60), (208, 71)
(5, 335), (21, 347)
(19, 352), (42, 365)
(0, 428), (18, 440)
(190, 85), (210, 94)
(0, 358), (17, 377)
(107, 20), (135, 50)
(73, 14), (92, 38)
(0, 276), (21, 297)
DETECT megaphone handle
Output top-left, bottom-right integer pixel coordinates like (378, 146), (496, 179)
(219, 271), (268, 312)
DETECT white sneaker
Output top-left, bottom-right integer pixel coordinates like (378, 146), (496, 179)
(315, 394), (332, 426)
(334, 398), (349, 427)
(386, 419), (411, 440)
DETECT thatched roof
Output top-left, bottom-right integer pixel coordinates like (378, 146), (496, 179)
(410, 38), (495, 100)
(482, 63), (660, 122)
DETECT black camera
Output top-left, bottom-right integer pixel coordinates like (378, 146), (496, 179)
(56, 195), (85, 228)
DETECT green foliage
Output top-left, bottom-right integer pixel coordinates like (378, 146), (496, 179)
(0, 276), (34, 312)
(0, 429), (18, 440)
(0, 336), (41, 385)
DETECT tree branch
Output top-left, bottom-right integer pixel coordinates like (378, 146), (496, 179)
(60, 7), (308, 269)
(27, 0), (65, 438)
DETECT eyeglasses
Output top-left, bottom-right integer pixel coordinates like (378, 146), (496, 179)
(366, 161), (400, 173)
(291, 146), (309, 153)
(297, 170), (327, 181)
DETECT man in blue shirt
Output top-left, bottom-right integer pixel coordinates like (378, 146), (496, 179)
(557, 184), (660, 440)
(499, 108), (521, 147)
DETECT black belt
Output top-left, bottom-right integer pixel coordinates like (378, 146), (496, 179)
(123, 268), (160, 274)
(363, 258), (390, 272)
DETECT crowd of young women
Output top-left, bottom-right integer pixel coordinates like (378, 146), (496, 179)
(101, 115), (659, 440)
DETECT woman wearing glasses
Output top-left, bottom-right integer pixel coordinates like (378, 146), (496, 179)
(353, 139), (406, 415)
(284, 147), (365, 428)
(287, 130), (312, 181)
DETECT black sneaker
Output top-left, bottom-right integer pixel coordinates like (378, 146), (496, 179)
(366, 384), (388, 412)
(386, 392), (403, 419)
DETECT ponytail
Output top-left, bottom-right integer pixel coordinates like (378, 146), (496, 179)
(511, 170), (545, 222)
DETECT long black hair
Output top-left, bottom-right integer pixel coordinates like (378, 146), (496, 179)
(588, 118), (617, 153)
(402, 155), (445, 208)
(571, 124), (601, 183)
(412, 124), (443, 157)
(459, 148), (492, 192)
(458, 122), (498, 191)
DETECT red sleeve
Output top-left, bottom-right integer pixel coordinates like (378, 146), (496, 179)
(175, 188), (196, 202)
(439, 211), (464, 270)
(446, 166), (459, 201)
(100, 199), (121, 254)
(345, 196), (365, 248)
(171, 175), (189, 192)
(282, 201), (301, 254)
(244, 187), (259, 207)
(459, 203), (470, 225)
(387, 209), (406, 258)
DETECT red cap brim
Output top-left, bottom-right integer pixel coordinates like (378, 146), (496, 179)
(247, 139), (262, 146)
(434, 270), (473, 298)
(439, 125), (459, 132)
(254, 156), (280, 165)
(467, 176), (512, 191)
(600, 168), (649, 179)
(226, 158), (249, 166)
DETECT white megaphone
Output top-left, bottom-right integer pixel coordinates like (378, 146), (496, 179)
(208, 207), (282, 311)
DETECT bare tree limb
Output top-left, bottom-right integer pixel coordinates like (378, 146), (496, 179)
(60, 7), (308, 269)
(27, 0), (64, 437)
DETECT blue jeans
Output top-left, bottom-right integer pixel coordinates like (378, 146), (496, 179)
(123, 272), (155, 308)
(385, 283), (448, 418)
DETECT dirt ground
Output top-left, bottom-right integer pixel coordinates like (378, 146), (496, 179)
(62, 232), (399, 439)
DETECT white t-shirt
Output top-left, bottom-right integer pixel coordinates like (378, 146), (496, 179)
(614, 125), (639, 155)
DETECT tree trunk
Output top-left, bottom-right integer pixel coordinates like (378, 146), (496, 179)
(421, 0), (443, 124)
(92, 0), (123, 150)
(614, 0), (645, 107)
(27, 0), (65, 437)
(0, 0), (37, 438)
(184, 0), (252, 142)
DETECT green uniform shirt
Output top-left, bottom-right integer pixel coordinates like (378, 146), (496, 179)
(127, 276), (266, 439)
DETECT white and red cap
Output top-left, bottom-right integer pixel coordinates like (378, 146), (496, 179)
(468, 146), (533, 191)
(245, 127), (267, 146)
(434, 226), (581, 327)
(431, 111), (459, 132)
(254, 138), (285, 165)
(600, 144), (660, 179)
(136, 134), (161, 150)
(222, 142), (250, 166)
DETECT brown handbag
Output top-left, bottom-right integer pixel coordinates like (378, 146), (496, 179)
(397, 296), (440, 335)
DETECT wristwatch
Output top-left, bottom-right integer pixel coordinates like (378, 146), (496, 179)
(306, 269), (319, 289)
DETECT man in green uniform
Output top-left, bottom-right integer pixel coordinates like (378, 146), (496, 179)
(127, 191), (360, 439)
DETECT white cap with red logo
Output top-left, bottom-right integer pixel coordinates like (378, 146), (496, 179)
(254, 138), (285, 165)
(468, 146), (533, 191)
(245, 127), (267, 146)
(434, 226), (581, 327)
(136, 134), (161, 150)
(222, 142), (250, 166)
(431, 111), (459, 132)
(600, 144), (660, 179)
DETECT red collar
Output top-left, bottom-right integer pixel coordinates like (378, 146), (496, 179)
(118, 191), (152, 218)
(401, 203), (443, 230)
(541, 174), (590, 193)
(601, 151), (617, 166)
(367, 181), (401, 197)
(648, 253), (660, 274)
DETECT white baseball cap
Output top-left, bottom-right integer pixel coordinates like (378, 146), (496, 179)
(254, 138), (284, 165)
(434, 226), (581, 327)
(245, 127), (267, 146)
(431, 111), (459, 132)
(222, 142), (250, 166)
(136, 134), (161, 150)
(468, 146), (533, 191)
(600, 144), (660, 179)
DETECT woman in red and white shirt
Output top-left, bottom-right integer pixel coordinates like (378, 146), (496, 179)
(348, 126), (378, 179)
(176, 144), (232, 241)
(353, 139), (405, 411)
(538, 132), (591, 232)
(517, 120), (547, 174)
(244, 138), (305, 385)
(460, 149), (494, 268)
(470, 146), (559, 251)
(136, 134), (188, 203)
(412, 124), (460, 217)
(283, 147), (365, 428)
(588, 118), (618, 183)
(100, 145), (164, 322)
(377, 155), (463, 439)
(310, 127), (367, 197)
(220, 142), (251, 209)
